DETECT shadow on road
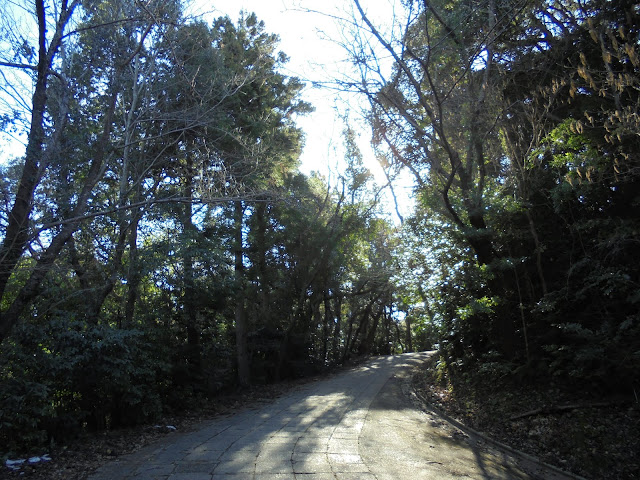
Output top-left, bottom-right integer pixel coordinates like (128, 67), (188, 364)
(90, 352), (573, 479)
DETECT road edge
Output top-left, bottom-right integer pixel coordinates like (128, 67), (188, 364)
(407, 380), (589, 480)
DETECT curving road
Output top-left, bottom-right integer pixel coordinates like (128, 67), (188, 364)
(88, 352), (575, 480)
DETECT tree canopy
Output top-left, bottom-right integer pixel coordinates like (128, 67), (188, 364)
(0, 0), (408, 453)
(343, 0), (639, 388)
(1, 0), (638, 462)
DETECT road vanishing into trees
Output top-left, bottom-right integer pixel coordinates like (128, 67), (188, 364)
(89, 352), (576, 480)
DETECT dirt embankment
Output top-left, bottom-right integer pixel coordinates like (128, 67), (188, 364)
(412, 355), (640, 480)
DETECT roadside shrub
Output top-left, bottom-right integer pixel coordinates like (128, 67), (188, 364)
(0, 318), (169, 454)
(0, 348), (52, 454)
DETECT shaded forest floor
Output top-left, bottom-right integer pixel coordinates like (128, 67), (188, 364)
(412, 355), (640, 480)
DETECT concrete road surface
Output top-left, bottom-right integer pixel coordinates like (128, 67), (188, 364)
(88, 352), (576, 480)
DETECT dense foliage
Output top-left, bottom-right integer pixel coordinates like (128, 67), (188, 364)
(0, 1), (406, 454)
(1, 0), (638, 462)
(347, 0), (639, 393)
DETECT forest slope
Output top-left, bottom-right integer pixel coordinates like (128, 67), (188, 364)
(413, 355), (640, 480)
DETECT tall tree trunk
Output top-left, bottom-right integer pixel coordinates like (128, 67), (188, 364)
(120, 53), (145, 327)
(87, 221), (130, 322)
(363, 306), (384, 355)
(331, 296), (343, 364)
(124, 216), (141, 326)
(0, 0), (79, 302)
(183, 160), (201, 382)
(384, 307), (392, 354)
(311, 295), (323, 360)
(342, 310), (357, 363)
(348, 294), (382, 358)
(251, 203), (270, 331)
(526, 209), (548, 297)
(405, 314), (413, 352)
(234, 201), (250, 386)
(322, 294), (332, 364)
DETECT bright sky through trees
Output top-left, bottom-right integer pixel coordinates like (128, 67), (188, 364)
(0, 0), (415, 219)
(189, 0), (416, 219)
(199, 2), (379, 171)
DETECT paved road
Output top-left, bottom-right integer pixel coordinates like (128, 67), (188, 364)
(89, 352), (574, 480)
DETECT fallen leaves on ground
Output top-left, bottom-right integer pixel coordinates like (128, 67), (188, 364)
(412, 356), (640, 480)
